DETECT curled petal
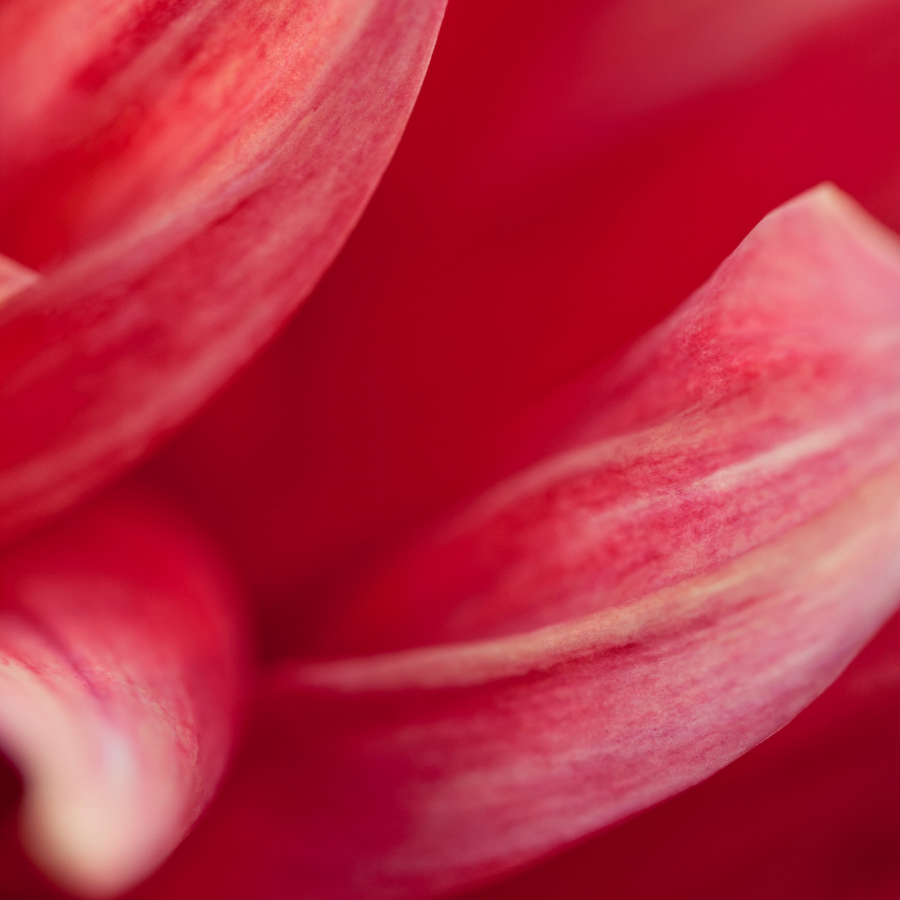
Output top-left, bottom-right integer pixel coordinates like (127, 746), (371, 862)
(0, 0), (445, 538)
(0, 487), (246, 897)
(137, 187), (900, 899)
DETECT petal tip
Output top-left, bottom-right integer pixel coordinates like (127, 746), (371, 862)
(780, 181), (900, 265)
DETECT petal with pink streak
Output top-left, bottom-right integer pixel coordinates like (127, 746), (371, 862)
(147, 0), (900, 627)
(135, 188), (900, 899)
(0, 487), (246, 897)
(459, 609), (900, 900)
(318, 185), (900, 650)
(0, 0), (445, 539)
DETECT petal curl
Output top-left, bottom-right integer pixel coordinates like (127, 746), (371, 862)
(137, 188), (900, 899)
(0, 487), (246, 897)
(0, 0), (445, 538)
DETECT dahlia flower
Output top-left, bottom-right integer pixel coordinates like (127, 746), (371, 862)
(0, 0), (899, 898)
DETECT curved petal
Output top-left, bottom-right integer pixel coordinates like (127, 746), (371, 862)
(460, 608), (900, 900)
(0, 486), (246, 897)
(314, 185), (900, 651)
(136, 188), (900, 899)
(0, 0), (446, 539)
(147, 0), (900, 630)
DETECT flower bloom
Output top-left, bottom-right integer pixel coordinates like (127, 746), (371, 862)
(1, 0), (900, 899)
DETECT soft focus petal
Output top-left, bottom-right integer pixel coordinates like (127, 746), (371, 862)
(148, 0), (900, 636)
(0, 0), (445, 538)
(469, 0), (892, 198)
(0, 487), (246, 897)
(135, 188), (900, 899)
(461, 607), (900, 900)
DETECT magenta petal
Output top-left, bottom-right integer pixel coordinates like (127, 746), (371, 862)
(0, 487), (245, 897)
(136, 187), (900, 900)
(0, 0), (445, 539)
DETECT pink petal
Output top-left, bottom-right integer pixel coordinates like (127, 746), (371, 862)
(460, 608), (900, 900)
(148, 0), (900, 631)
(136, 188), (900, 899)
(0, 0), (445, 539)
(0, 486), (246, 897)
(315, 184), (900, 651)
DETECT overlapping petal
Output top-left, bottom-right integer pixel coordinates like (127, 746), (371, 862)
(0, 487), (246, 897)
(0, 0), (445, 539)
(148, 0), (900, 649)
(133, 187), (900, 899)
(2, 0), (898, 897)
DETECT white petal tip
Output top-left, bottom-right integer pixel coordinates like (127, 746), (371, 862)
(0, 649), (192, 898)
